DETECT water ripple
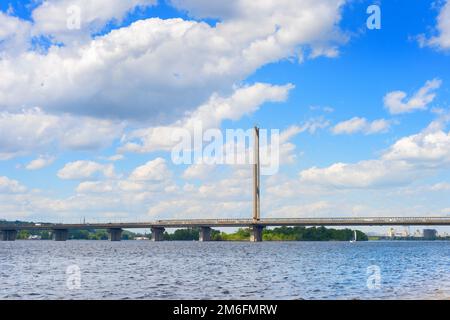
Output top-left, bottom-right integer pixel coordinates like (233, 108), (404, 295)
(0, 241), (449, 299)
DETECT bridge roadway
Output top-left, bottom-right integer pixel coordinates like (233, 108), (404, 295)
(1, 217), (450, 241)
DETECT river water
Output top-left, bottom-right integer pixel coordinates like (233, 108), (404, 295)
(0, 240), (449, 299)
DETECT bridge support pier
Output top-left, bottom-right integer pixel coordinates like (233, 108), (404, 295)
(1, 230), (17, 241)
(199, 227), (212, 242)
(108, 228), (123, 241)
(151, 227), (165, 241)
(53, 229), (68, 241)
(250, 225), (263, 242)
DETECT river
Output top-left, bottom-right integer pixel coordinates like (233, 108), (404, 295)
(0, 240), (449, 299)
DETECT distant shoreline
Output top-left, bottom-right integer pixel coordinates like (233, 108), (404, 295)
(7, 238), (450, 242)
(3, 221), (448, 241)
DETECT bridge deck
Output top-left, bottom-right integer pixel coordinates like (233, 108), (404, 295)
(1, 217), (450, 231)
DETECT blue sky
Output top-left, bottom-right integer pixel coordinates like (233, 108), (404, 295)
(1, 0), (450, 234)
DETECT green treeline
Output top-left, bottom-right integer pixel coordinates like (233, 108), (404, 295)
(163, 228), (199, 241)
(164, 226), (368, 241)
(265, 226), (368, 241)
(2, 219), (368, 241)
(216, 226), (368, 241)
(14, 229), (138, 240)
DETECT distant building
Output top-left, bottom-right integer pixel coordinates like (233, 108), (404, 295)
(388, 228), (395, 238)
(395, 228), (409, 237)
(423, 229), (437, 240)
(413, 229), (422, 238)
(135, 237), (149, 240)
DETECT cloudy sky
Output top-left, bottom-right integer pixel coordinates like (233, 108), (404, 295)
(1, 0), (450, 232)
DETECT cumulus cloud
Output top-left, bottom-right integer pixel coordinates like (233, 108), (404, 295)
(383, 126), (450, 167)
(31, 0), (156, 45)
(146, 166), (253, 219)
(25, 155), (56, 170)
(76, 181), (115, 193)
(383, 78), (442, 114)
(297, 117), (331, 134)
(182, 163), (216, 180)
(0, 1), (347, 161)
(0, 0), (346, 122)
(106, 154), (125, 162)
(300, 114), (450, 189)
(57, 160), (115, 180)
(299, 160), (416, 189)
(0, 176), (27, 193)
(129, 157), (172, 181)
(0, 108), (124, 159)
(429, 182), (450, 191)
(418, 0), (450, 50)
(119, 83), (294, 153)
(0, 11), (32, 54)
(332, 117), (391, 135)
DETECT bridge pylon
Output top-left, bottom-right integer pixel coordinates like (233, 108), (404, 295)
(253, 126), (261, 222)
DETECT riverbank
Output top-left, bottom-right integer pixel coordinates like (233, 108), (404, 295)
(12, 226), (369, 241)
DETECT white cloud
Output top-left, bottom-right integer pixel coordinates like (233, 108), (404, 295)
(182, 163), (216, 179)
(57, 160), (115, 180)
(299, 160), (416, 189)
(383, 78), (442, 114)
(332, 117), (391, 135)
(276, 125), (308, 164)
(332, 117), (366, 134)
(297, 117), (331, 134)
(117, 180), (145, 192)
(0, 11), (32, 54)
(0, 176), (27, 193)
(146, 166), (253, 219)
(0, 1), (346, 122)
(0, 108), (124, 159)
(366, 119), (392, 134)
(186, 83), (294, 129)
(31, 0), (156, 45)
(76, 181), (114, 193)
(106, 154), (125, 161)
(119, 83), (294, 153)
(129, 157), (172, 181)
(0, 1), (347, 167)
(418, 0), (450, 50)
(300, 114), (450, 189)
(383, 128), (450, 167)
(25, 155), (55, 170)
(146, 198), (250, 219)
(429, 182), (450, 191)
(202, 125), (304, 169)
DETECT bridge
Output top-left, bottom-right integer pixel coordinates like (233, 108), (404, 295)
(1, 217), (450, 241)
(2, 128), (450, 241)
